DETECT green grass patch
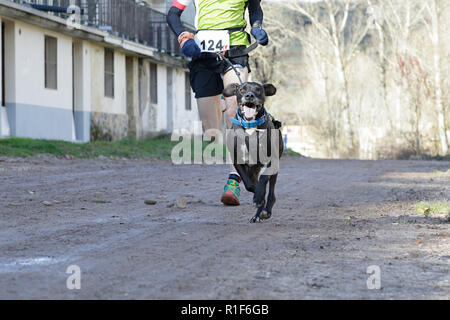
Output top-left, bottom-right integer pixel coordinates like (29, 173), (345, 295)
(0, 136), (300, 161)
(416, 201), (450, 219)
(432, 168), (450, 175)
(0, 136), (180, 160)
(0, 136), (231, 161)
(285, 148), (302, 157)
(432, 154), (450, 161)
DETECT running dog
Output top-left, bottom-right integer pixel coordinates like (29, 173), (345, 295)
(223, 81), (283, 223)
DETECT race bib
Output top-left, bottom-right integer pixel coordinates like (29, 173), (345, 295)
(195, 30), (230, 53)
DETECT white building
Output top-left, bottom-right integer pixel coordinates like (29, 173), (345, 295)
(0, 0), (199, 142)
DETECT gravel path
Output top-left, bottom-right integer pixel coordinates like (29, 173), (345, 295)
(0, 156), (449, 299)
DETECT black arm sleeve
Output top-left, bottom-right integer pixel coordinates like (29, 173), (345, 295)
(248, 0), (263, 27)
(166, 6), (185, 37)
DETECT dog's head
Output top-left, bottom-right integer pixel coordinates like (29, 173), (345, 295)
(223, 82), (277, 121)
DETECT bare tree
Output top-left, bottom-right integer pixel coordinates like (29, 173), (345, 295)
(378, 0), (448, 155)
(421, 0), (449, 155)
(274, 0), (374, 156)
(249, 2), (291, 85)
(366, 0), (392, 132)
(250, 0), (449, 159)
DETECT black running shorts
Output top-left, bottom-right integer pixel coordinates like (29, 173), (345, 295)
(187, 46), (251, 99)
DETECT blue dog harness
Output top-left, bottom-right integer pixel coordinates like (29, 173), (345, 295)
(230, 110), (266, 128)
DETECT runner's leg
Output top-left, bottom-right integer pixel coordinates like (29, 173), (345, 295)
(196, 95), (222, 132)
(223, 67), (249, 128)
(221, 66), (249, 206)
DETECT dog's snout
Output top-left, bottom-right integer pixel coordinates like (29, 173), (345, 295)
(244, 92), (255, 100)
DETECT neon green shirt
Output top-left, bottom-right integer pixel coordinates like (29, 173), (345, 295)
(178, 0), (250, 46)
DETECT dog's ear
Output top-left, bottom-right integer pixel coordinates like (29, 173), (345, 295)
(223, 83), (240, 97)
(263, 84), (277, 97)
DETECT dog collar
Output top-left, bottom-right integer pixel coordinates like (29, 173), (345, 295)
(230, 110), (266, 128)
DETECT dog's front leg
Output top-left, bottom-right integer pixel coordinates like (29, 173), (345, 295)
(250, 175), (270, 223)
(253, 175), (269, 207)
(261, 173), (278, 220)
(234, 164), (256, 193)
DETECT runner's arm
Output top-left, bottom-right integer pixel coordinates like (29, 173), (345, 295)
(248, 0), (268, 45)
(167, 0), (192, 36)
(248, 0), (264, 27)
(167, 0), (200, 57)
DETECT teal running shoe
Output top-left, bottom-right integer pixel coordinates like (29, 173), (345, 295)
(221, 179), (240, 206)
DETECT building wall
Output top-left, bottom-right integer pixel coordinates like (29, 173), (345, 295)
(148, 0), (195, 26)
(138, 58), (158, 138)
(0, 16), (2, 107)
(90, 43), (127, 115)
(156, 63), (168, 132)
(0, 8), (199, 143)
(0, 16), (5, 137)
(90, 43), (128, 141)
(1, 18), (15, 138)
(72, 40), (91, 142)
(172, 68), (198, 132)
(4, 20), (75, 141)
(146, 0), (166, 13)
(3, 19), (15, 106)
(0, 18), (12, 138)
(165, 0), (195, 26)
(132, 58), (199, 138)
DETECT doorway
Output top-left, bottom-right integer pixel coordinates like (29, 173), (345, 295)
(72, 41), (87, 141)
(1, 22), (5, 107)
(1, 21), (11, 137)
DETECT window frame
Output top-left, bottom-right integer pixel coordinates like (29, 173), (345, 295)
(150, 62), (158, 104)
(185, 72), (191, 111)
(44, 35), (58, 90)
(104, 47), (115, 98)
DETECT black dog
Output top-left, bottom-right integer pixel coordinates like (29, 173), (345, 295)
(223, 82), (283, 223)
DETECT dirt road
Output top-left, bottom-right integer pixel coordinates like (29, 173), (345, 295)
(0, 155), (449, 299)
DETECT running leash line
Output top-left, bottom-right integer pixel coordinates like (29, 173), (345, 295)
(215, 41), (259, 85)
(216, 52), (244, 85)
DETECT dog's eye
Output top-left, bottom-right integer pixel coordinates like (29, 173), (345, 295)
(240, 88), (246, 94)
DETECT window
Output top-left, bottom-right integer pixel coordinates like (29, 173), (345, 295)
(150, 62), (157, 104)
(44, 36), (57, 89)
(185, 72), (191, 110)
(138, 58), (143, 116)
(104, 48), (114, 98)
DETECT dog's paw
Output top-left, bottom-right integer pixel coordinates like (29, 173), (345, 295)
(249, 210), (272, 223)
(259, 210), (272, 220)
(250, 216), (260, 223)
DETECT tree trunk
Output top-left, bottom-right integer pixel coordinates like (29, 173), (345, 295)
(430, 0), (448, 155)
(327, 1), (354, 154)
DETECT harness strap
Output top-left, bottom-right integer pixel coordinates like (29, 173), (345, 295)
(195, 27), (258, 58)
(226, 26), (246, 34)
(227, 41), (259, 58)
(195, 26), (246, 34)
